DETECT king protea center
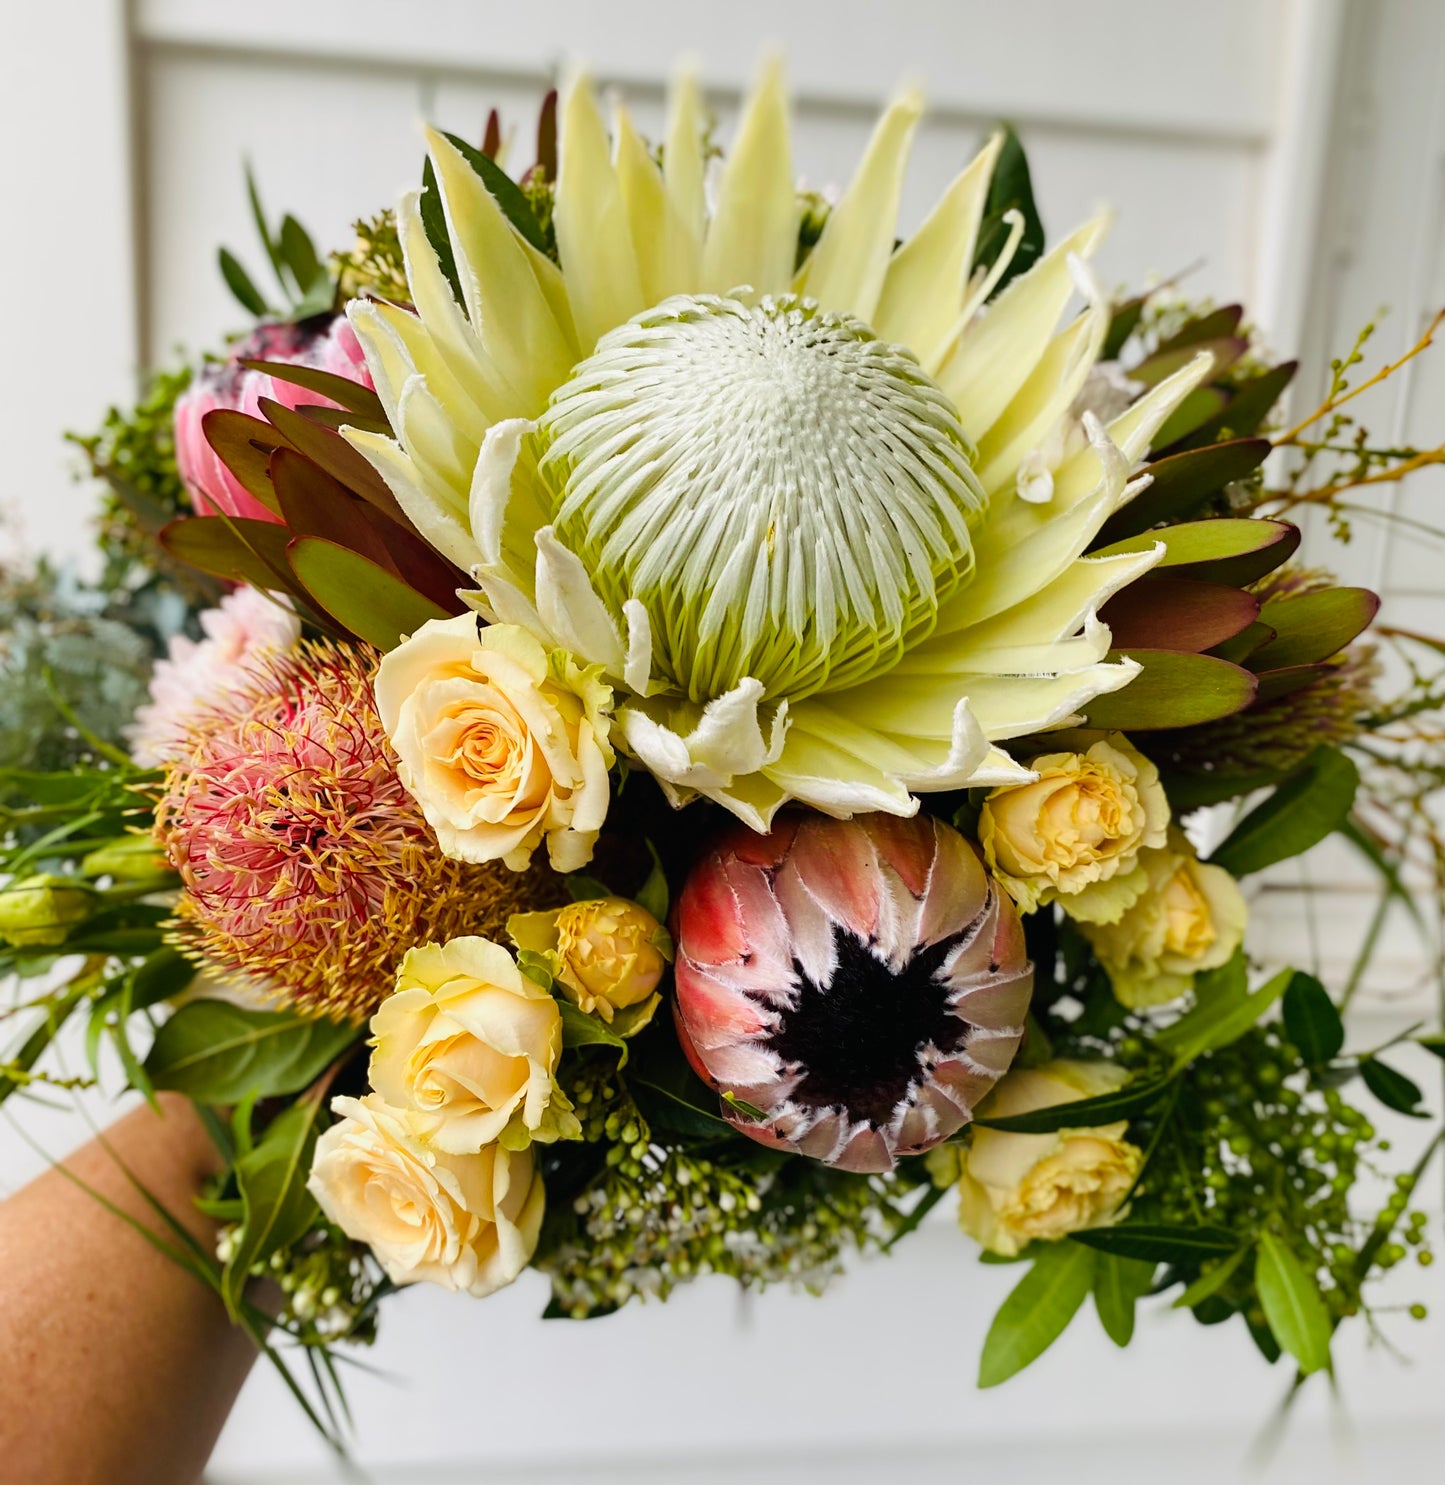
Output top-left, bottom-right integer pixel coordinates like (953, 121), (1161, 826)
(343, 63), (1213, 828)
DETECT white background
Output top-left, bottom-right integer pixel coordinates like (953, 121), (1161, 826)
(1, 2), (1442, 1482)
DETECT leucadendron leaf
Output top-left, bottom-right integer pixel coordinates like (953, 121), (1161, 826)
(1255, 1230), (1332, 1375)
(145, 1001), (361, 1105)
(978, 1240), (1096, 1387)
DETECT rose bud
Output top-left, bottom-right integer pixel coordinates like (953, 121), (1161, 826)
(672, 813), (1033, 1173)
(173, 316), (374, 523)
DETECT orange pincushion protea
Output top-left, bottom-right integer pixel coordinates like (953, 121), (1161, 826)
(155, 640), (559, 1019)
(672, 812), (1032, 1172)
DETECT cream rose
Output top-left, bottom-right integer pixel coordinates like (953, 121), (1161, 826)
(307, 1094), (543, 1296)
(375, 615), (613, 872)
(957, 1061), (1143, 1257)
(509, 896), (670, 1033)
(370, 936), (578, 1153)
(980, 734), (1169, 921)
(1080, 834), (1248, 1007)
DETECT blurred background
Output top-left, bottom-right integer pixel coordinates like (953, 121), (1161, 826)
(1, 1), (1442, 1481)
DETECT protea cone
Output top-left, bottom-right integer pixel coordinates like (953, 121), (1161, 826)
(672, 812), (1032, 1172)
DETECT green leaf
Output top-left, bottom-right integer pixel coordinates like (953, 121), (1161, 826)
(435, 129), (550, 256)
(1095, 518), (1301, 587)
(224, 1098), (325, 1315)
(145, 1002), (360, 1105)
(128, 947), (195, 1010)
(1161, 766), (1289, 812)
(1093, 1251), (1155, 1346)
(1209, 746), (1359, 876)
(199, 409), (285, 513)
(1097, 438), (1271, 543)
(1153, 303), (1245, 353)
(1250, 588), (1380, 672)
(978, 1240), (1095, 1387)
(1155, 958), (1290, 1066)
(159, 514), (300, 595)
(558, 1000), (628, 1065)
(238, 359), (388, 424)
(563, 872), (613, 902)
(1417, 1035), (1445, 1062)
(1150, 386), (1228, 451)
(1131, 336), (1247, 389)
(287, 536), (452, 649)
(420, 156), (464, 305)
(1255, 1230), (1332, 1375)
(636, 843), (669, 923)
(973, 1075), (1173, 1134)
(1073, 1223), (1240, 1264)
(1082, 649), (1258, 730)
(629, 1032), (735, 1139)
(1170, 361), (1298, 451)
(245, 162), (285, 285)
(278, 214), (326, 301)
(1281, 973), (1344, 1064)
(218, 248), (269, 317)
(971, 124), (1044, 298)
(1358, 1057), (1427, 1117)
(1172, 1242), (1252, 1309)
(1101, 294), (1145, 361)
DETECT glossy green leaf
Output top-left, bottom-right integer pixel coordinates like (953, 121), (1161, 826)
(159, 514), (300, 594)
(1209, 746), (1359, 876)
(420, 156), (463, 304)
(636, 843), (670, 924)
(1083, 649), (1258, 730)
(971, 124), (1045, 298)
(978, 1240), (1095, 1388)
(1251, 587), (1380, 671)
(1172, 1242), (1251, 1309)
(1101, 576), (1260, 654)
(1098, 438), (1271, 543)
(1417, 1035), (1445, 1062)
(278, 214), (325, 299)
(1096, 518), (1301, 587)
(1156, 959), (1291, 1066)
(1359, 1057), (1427, 1117)
(1255, 1230), (1332, 1375)
(1281, 973), (1344, 1064)
(287, 536), (451, 650)
(973, 1075), (1174, 1134)
(223, 1098), (325, 1315)
(629, 1033), (734, 1139)
(145, 1001), (360, 1105)
(1073, 1223), (1240, 1264)
(128, 947), (196, 1011)
(1093, 1251), (1156, 1347)
(218, 248), (269, 317)
(558, 1000), (628, 1065)
(1101, 294), (1145, 360)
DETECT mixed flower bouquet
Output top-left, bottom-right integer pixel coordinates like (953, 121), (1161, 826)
(3, 63), (1442, 1439)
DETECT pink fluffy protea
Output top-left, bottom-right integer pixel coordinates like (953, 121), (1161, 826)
(672, 813), (1032, 1172)
(173, 317), (374, 523)
(155, 640), (559, 1018)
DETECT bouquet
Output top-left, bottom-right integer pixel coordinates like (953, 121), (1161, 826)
(3, 63), (1441, 1440)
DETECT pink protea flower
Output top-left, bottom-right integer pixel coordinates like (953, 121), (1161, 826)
(173, 317), (374, 523)
(154, 640), (561, 1019)
(127, 586), (301, 767)
(672, 813), (1032, 1172)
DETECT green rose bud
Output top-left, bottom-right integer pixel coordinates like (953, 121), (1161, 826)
(0, 874), (96, 947)
(81, 835), (171, 882)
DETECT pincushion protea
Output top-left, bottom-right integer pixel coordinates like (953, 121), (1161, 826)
(155, 640), (560, 1018)
(343, 64), (1217, 831)
(672, 812), (1032, 1172)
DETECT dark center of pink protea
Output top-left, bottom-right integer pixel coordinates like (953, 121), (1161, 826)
(769, 929), (965, 1128)
(672, 811), (1034, 1172)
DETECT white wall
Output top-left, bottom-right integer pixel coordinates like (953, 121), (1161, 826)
(2, 3), (1442, 1482)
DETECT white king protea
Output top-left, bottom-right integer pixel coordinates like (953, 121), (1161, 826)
(345, 63), (1213, 829)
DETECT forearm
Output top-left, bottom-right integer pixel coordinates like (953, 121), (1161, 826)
(0, 1094), (257, 1485)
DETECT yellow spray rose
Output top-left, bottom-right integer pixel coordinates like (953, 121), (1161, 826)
(369, 936), (578, 1153)
(509, 897), (670, 1034)
(980, 734), (1169, 921)
(1080, 834), (1248, 1007)
(375, 615), (613, 873)
(957, 1061), (1143, 1257)
(308, 1093), (543, 1296)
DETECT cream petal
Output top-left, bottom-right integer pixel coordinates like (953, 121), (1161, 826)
(345, 427), (480, 571)
(663, 66), (707, 264)
(532, 526), (626, 671)
(702, 55), (796, 296)
(793, 88), (923, 323)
